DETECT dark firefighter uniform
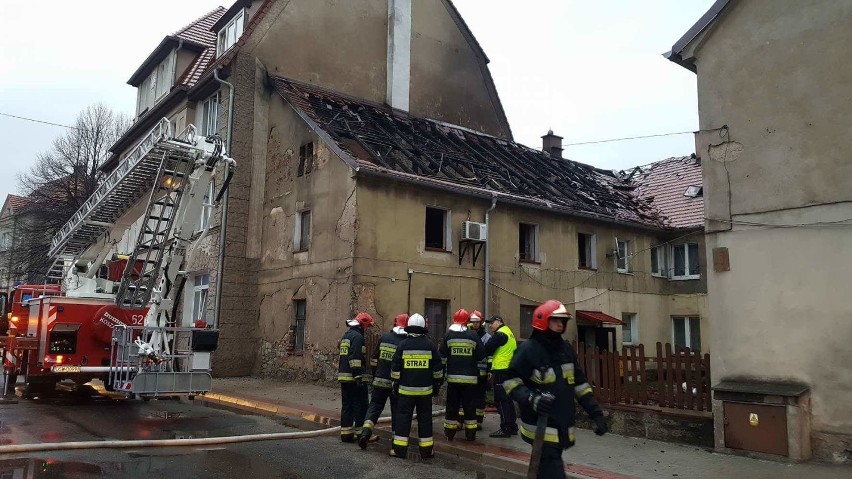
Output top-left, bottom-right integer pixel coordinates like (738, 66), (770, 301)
(469, 310), (491, 429)
(338, 313), (372, 442)
(503, 301), (606, 479)
(358, 314), (409, 448)
(390, 313), (444, 459)
(439, 310), (485, 440)
(482, 316), (518, 436)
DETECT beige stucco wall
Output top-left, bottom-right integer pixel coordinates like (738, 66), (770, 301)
(687, 0), (852, 461)
(242, 0), (510, 138)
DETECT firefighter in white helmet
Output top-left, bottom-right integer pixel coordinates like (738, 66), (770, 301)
(389, 313), (444, 459)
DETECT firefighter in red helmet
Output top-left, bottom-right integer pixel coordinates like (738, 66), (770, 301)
(467, 309), (490, 430)
(358, 313), (409, 449)
(439, 309), (485, 441)
(338, 312), (373, 443)
(502, 300), (608, 479)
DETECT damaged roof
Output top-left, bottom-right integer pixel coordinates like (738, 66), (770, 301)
(631, 156), (704, 229)
(272, 76), (668, 230)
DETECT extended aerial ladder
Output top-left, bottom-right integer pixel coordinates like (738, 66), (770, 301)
(4, 118), (235, 398)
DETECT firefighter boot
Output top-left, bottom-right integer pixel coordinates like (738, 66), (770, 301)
(443, 422), (458, 441)
(358, 427), (372, 449)
(419, 444), (434, 460)
(464, 420), (478, 441)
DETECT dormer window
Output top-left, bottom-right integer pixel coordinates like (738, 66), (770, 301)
(217, 10), (245, 56)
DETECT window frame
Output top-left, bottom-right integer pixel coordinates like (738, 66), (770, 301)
(672, 315), (701, 351)
(294, 209), (311, 252)
(201, 92), (220, 137)
(651, 244), (668, 278)
(196, 180), (215, 233)
(616, 239), (631, 273)
(577, 232), (598, 270)
(293, 299), (306, 352)
(297, 142), (314, 177)
(217, 10), (245, 56)
(518, 222), (540, 263)
(424, 206), (452, 252)
(621, 312), (638, 345)
(670, 242), (701, 280)
(189, 274), (210, 326)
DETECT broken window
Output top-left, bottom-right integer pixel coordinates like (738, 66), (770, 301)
(201, 92), (220, 137)
(616, 239), (630, 273)
(672, 316), (701, 351)
(294, 299), (306, 351)
(672, 243), (700, 279)
(425, 206), (450, 251)
(298, 142), (314, 177)
(578, 232), (597, 269)
(519, 223), (539, 262)
(424, 298), (449, 344)
(295, 210), (311, 252)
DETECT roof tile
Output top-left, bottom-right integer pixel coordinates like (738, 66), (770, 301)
(632, 156), (704, 229)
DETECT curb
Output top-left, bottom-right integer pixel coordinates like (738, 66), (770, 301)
(203, 393), (340, 427)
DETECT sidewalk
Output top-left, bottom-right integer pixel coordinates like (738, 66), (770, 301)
(209, 377), (850, 479)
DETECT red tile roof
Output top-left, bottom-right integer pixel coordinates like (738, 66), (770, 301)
(272, 76), (667, 229)
(7, 195), (29, 211)
(178, 47), (216, 87)
(173, 6), (226, 47)
(575, 311), (624, 325)
(632, 156), (704, 229)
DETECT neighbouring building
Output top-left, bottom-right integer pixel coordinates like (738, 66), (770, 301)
(103, 0), (707, 387)
(0, 195), (31, 293)
(668, 0), (852, 463)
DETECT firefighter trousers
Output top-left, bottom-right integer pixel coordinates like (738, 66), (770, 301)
(361, 386), (397, 439)
(444, 383), (478, 440)
(536, 444), (567, 479)
(340, 382), (368, 442)
(492, 370), (518, 434)
(393, 395), (434, 458)
(474, 375), (488, 425)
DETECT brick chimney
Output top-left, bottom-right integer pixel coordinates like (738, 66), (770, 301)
(542, 130), (564, 158)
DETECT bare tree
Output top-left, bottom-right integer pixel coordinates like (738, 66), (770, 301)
(13, 103), (130, 282)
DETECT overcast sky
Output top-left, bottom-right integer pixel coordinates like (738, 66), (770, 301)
(0, 0), (712, 198)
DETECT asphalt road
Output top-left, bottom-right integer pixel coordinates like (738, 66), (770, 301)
(0, 385), (507, 479)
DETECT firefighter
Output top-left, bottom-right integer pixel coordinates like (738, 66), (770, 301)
(439, 309), (485, 441)
(468, 309), (490, 430)
(390, 313), (444, 459)
(358, 313), (409, 449)
(482, 314), (518, 437)
(338, 312), (373, 443)
(503, 300), (608, 479)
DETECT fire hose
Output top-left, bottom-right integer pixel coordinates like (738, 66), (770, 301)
(0, 408), (447, 454)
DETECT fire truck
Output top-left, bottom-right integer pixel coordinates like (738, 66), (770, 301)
(0, 118), (235, 399)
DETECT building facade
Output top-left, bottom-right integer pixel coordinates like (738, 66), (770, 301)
(669, 0), (852, 463)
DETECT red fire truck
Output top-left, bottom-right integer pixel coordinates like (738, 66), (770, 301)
(1, 118), (234, 399)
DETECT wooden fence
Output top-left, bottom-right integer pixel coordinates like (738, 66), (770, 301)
(571, 341), (712, 412)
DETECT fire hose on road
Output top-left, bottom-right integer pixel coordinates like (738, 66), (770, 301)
(0, 407), (446, 454)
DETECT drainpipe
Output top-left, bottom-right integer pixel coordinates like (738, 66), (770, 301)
(484, 196), (497, 321)
(212, 67), (234, 329)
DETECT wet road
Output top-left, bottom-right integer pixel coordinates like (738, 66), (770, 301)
(0, 385), (507, 479)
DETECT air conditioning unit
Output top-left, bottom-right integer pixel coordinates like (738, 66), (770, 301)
(461, 221), (487, 242)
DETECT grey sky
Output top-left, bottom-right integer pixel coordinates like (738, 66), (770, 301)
(0, 0), (711, 199)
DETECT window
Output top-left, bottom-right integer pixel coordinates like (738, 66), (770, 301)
(197, 180), (215, 233)
(294, 300), (306, 351)
(136, 53), (174, 114)
(217, 10), (245, 56)
(577, 232), (597, 269)
(672, 316), (701, 351)
(520, 305), (536, 339)
(424, 299), (449, 344)
(519, 223), (539, 262)
(191, 274), (210, 324)
(616, 239), (630, 273)
(201, 92), (220, 137)
(684, 185), (703, 198)
(297, 142), (314, 177)
(622, 313), (638, 345)
(425, 206), (451, 251)
(295, 210), (311, 252)
(672, 243), (700, 279)
(651, 245), (667, 277)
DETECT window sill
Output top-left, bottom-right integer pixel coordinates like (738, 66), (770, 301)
(519, 259), (541, 265)
(293, 249), (309, 254)
(616, 270), (633, 275)
(670, 275), (700, 281)
(651, 273), (667, 279)
(578, 266), (597, 271)
(425, 247), (452, 254)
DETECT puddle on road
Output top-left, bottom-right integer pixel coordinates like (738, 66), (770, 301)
(0, 458), (108, 478)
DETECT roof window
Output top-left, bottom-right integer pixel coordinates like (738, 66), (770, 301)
(684, 185), (703, 198)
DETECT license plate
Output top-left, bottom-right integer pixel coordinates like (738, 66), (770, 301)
(53, 365), (81, 373)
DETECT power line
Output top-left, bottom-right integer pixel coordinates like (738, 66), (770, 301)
(0, 112), (81, 131)
(527, 125), (728, 149)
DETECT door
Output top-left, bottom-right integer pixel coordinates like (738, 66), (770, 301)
(724, 402), (788, 456)
(423, 299), (449, 345)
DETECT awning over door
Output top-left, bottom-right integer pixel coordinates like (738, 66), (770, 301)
(575, 310), (624, 325)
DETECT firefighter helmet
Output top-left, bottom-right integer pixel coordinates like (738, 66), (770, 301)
(394, 313), (409, 328)
(453, 308), (470, 325)
(347, 312), (374, 328)
(469, 310), (483, 322)
(407, 313), (427, 330)
(532, 300), (570, 331)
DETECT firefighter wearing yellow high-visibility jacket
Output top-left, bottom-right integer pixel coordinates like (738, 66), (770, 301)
(389, 313), (444, 459)
(439, 308), (485, 441)
(337, 312), (373, 443)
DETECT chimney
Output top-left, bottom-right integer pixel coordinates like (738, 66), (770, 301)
(387, 0), (412, 111)
(542, 130), (564, 158)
